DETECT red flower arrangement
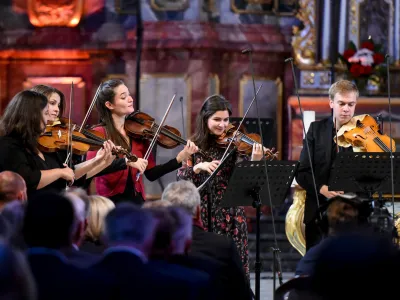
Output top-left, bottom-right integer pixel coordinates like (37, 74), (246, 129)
(339, 38), (386, 91)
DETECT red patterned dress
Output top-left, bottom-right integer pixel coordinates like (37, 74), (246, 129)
(177, 144), (250, 279)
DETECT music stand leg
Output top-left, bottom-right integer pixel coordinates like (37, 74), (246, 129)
(251, 187), (262, 300)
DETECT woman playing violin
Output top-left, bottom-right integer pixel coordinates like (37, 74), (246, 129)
(86, 79), (198, 205)
(30, 84), (119, 183)
(0, 90), (115, 198)
(177, 94), (268, 280)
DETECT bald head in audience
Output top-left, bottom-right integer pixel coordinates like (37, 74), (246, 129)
(0, 171), (27, 209)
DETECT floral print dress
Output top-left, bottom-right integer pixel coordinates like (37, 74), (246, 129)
(177, 144), (250, 279)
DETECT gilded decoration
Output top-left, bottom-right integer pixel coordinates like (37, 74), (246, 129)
(285, 186), (306, 256)
(291, 0), (316, 66)
(150, 0), (190, 11)
(27, 0), (83, 27)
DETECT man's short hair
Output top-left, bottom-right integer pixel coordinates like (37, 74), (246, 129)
(104, 203), (155, 245)
(329, 80), (359, 101)
(161, 181), (200, 215)
(0, 171), (26, 203)
(64, 187), (90, 219)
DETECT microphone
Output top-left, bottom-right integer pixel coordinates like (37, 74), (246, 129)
(285, 57), (321, 221)
(243, 46), (283, 297)
(284, 57), (294, 63)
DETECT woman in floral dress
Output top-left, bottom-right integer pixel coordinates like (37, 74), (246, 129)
(177, 95), (266, 279)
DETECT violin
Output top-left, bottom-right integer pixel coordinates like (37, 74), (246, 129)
(125, 111), (210, 159)
(341, 115), (396, 152)
(40, 119), (138, 162)
(216, 123), (278, 160)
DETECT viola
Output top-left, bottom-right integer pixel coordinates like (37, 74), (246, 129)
(125, 111), (211, 159)
(40, 119), (138, 162)
(342, 115), (396, 152)
(216, 123), (278, 160)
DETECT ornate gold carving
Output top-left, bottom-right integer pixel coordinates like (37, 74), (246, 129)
(27, 0), (83, 27)
(285, 185), (306, 256)
(292, 0), (316, 66)
(150, 0), (189, 11)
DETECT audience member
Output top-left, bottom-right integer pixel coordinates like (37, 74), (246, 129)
(161, 180), (251, 299)
(23, 191), (115, 300)
(1, 200), (26, 249)
(0, 241), (36, 300)
(81, 195), (115, 254)
(63, 189), (100, 267)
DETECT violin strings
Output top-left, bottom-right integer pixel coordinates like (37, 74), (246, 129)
(357, 122), (391, 152)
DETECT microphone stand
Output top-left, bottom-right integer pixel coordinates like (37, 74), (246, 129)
(386, 54), (395, 224)
(285, 58), (322, 222)
(242, 48), (281, 300)
(197, 147), (237, 232)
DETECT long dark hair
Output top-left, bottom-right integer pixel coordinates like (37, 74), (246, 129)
(30, 84), (65, 117)
(96, 79), (130, 150)
(191, 94), (232, 150)
(0, 90), (48, 154)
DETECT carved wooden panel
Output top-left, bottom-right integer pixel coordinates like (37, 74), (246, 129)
(27, 0), (83, 27)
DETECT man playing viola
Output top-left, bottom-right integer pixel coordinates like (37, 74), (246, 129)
(296, 80), (358, 251)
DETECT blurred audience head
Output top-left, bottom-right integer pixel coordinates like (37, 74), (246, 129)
(22, 191), (76, 249)
(162, 180), (201, 220)
(144, 207), (175, 259)
(0, 241), (37, 300)
(104, 203), (156, 257)
(142, 200), (172, 209)
(85, 195), (115, 242)
(310, 232), (398, 300)
(325, 194), (361, 235)
(1, 201), (26, 250)
(64, 188), (90, 247)
(167, 206), (193, 255)
(0, 171), (27, 207)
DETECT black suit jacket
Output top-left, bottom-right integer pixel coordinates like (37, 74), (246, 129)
(28, 252), (116, 300)
(296, 117), (334, 224)
(63, 246), (101, 268)
(94, 250), (205, 300)
(190, 225), (252, 299)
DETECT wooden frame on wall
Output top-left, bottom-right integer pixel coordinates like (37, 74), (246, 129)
(238, 76), (283, 160)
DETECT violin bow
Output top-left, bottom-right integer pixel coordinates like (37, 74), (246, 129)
(65, 81), (75, 189)
(220, 84), (263, 162)
(79, 84), (102, 133)
(136, 94), (177, 182)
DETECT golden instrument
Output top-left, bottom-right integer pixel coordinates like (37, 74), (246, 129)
(285, 185), (306, 256)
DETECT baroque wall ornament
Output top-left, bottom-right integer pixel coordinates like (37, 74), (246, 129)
(150, 0), (190, 11)
(27, 0), (83, 27)
(291, 0), (316, 66)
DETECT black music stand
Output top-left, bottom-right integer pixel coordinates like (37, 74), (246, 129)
(220, 160), (299, 300)
(329, 152), (400, 195)
(328, 152), (400, 234)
